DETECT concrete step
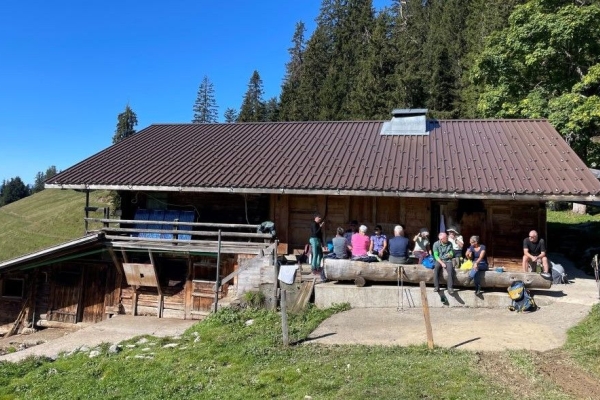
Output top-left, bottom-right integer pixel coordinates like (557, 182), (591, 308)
(314, 281), (555, 309)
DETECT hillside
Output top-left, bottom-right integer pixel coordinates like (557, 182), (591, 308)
(0, 189), (112, 262)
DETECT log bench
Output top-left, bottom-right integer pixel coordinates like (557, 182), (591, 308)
(323, 259), (551, 289)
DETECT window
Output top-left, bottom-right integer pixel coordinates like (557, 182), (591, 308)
(2, 278), (25, 298)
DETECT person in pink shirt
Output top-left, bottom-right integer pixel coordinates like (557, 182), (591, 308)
(351, 225), (371, 258)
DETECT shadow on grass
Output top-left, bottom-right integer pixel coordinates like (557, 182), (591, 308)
(292, 332), (337, 345)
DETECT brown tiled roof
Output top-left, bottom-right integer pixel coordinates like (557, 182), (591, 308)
(46, 119), (600, 201)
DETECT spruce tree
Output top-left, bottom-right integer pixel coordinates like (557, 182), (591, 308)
(237, 70), (266, 122)
(0, 177), (29, 206)
(112, 104), (138, 144)
(279, 22), (307, 121)
(192, 75), (219, 123)
(224, 108), (238, 123)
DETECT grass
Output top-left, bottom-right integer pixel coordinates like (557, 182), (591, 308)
(565, 303), (600, 377)
(3, 303), (599, 399)
(0, 304), (515, 400)
(0, 189), (111, 262)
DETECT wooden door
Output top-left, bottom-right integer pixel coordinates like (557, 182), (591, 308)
(80, 266), (108, 323)
(48, 270), (82, 324)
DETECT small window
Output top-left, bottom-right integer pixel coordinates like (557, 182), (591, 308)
(2, 278), (25, 298)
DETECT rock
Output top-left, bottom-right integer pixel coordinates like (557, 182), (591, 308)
(108, 344), (121, 354)
(245, 319), (254, 326)
(136, 338), (149, 345)
(163, 343), (178, 348)
(89, 350), (101, 358)
(79, 346), (90, 353)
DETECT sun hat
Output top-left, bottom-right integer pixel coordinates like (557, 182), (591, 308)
(447, 227), (459, 234)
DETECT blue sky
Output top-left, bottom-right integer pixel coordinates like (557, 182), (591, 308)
(0, 1), (391, 186)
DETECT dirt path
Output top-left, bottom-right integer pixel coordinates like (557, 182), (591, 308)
(477, 350), (600, 400)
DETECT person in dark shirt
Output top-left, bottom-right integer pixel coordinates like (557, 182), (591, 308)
(309, 213), (325, 274)
(388, 225), (409, 264)
(522, 230), (550, 278)
(344, 220), (359, 247)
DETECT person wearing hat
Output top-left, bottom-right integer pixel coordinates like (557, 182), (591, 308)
(447, 227), (464, 266)
(412, 228), (430, 264)
(369, 224), (388, 260)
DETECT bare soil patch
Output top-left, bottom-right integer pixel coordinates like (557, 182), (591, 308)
(477, 350), (600, 400)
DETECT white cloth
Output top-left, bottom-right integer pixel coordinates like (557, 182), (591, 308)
(278, 264), (298, 285)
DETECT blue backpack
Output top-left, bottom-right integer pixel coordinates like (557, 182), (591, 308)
(422, 255), (435, 269)
(507, 281), (537, 312)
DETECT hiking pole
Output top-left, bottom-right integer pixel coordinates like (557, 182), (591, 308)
(397, 265), (405, 312)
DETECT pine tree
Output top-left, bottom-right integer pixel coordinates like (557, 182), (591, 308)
(112, 104), (138, 144)
(279, 22), (307, 121)
(192, 75), (219, 123)
(237, 71), (266, 122)
(32, 171), (45, 194)
(0, 177), (29, 206)
(224, 108), (238, 123)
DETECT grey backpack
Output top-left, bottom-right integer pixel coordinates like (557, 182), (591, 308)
(551, 262), (568, 284)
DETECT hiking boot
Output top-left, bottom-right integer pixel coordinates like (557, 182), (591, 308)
(433, 287), (440, 292)
(447, 289), (455, 295)
(541, 272), (551, 279)
(475, 286), (481, 295)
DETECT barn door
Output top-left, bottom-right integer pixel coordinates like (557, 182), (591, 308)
(48, 270), (82, 324)
(80, 266), (108, 323)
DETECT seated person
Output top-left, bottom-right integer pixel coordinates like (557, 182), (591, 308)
(388, 225), (409, 264)
(432, 232), (455, 294)
(465, 235), (488, 295)
(522, 230), (550, 278)
(329, 227), (351, 259)
(344, 220), (359, 246)
(369, 224), (388, 259)
(351, 225), (371, 259)
(447, 227), (464, 267)
(412, 228), (430, 264)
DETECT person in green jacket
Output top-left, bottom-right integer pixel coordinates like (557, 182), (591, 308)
(432, 232), (455, 294)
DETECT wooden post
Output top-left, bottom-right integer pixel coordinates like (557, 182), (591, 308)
(149, 251), (163, 318)
(213, 230), (222, 313)
(281, 289), (289, 346)
(85, 190), (90, 234)
(272, 242), (279, 311)
(419, 281), (434, 349)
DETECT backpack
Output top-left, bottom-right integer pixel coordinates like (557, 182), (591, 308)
(551, 262), (568, 284)
(422, 255), (435, 269)
(507, 280), (537, 312)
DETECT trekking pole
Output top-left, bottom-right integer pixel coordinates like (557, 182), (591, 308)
(397, 265), (405, 312)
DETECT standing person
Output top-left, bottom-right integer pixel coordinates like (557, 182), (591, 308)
(331, 227), (351, 259)
(412, 228), (430, 264)
(522, 230), (551, 278)
(388, 225), (409, 264)
(447, 227), (464, 266)
(351, 225), (371, 259)
(309, 213), (325, 275)
(465, 235), (488, 295)
(432, 232), (455, 294)
(369, 224), (388, 259)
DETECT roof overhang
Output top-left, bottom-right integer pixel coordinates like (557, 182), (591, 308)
(45, 184), (600, 202)
(0, 233), (105, 274)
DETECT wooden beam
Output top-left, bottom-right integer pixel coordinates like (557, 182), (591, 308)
(324, 259), (552, 289)
(107, 247), (123, 276)
(419, 281), (434, 349)
(148, 251), (163, 318)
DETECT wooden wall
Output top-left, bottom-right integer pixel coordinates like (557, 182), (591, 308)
(271, 194), (432, 252)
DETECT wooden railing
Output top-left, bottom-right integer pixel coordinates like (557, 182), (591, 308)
(84, 217), (275, 255)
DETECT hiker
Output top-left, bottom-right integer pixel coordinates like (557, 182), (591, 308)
(522, 230), (551, 278)
(432, 232), (455, 294)
(447, 227), (464, 266)
(344, 220), (359, 247)
(465, 235), (488, 295)
(388, 225), (409, 264)
(329, 227), (351, 259)
(369, 224), (388, 259)
(309, 213), (325, 275)
(351, 225), (371, 259)
(412, 228), (430, 264)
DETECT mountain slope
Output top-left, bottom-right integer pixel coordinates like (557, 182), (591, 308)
(0, 189), (111, 262)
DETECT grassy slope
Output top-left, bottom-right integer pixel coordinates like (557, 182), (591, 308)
(0, 190), (111, 262)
